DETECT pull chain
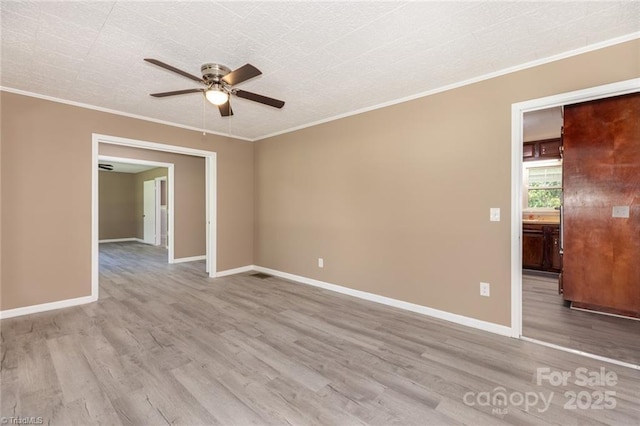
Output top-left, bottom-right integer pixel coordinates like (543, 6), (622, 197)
(202, 95), (206, 136)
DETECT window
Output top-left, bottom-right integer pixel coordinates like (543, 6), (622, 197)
(524, 163), (562, 209)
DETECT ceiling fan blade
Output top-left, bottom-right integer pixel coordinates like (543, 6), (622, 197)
(222, 64), (262, 86)
(144, 58), (204, 83)
(218, 101), (233, 117)
(150, 89), (204, 97)
(235, 90), (285, 109)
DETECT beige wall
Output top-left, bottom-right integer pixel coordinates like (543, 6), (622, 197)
(132, 167), (169, 241)
(1, 40), (638, 320)
(254, 40), (640, 327)
(99, 171), (136, 240)
(98, 167), (173, 243)
(1, 94), (254, 310)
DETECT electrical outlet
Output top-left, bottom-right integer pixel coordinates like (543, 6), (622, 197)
(480, 282), (490, 297)
(318, 258), (324, 268)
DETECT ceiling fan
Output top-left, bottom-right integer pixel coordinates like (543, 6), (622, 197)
(144, 58), (285, 117)
(99, 164), (113, 171)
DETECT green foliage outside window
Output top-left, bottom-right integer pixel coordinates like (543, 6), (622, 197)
(527, 182), (562, 208)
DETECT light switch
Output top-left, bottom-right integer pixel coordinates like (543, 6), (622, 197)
(612, 206), (630, 218)
(490, 208), (500, 222)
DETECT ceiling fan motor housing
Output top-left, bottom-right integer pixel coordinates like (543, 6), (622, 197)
(201, 63), (231, 84)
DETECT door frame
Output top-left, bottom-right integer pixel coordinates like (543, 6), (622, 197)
(510, 78), (640, 339)
(92, 133), (218, 301)
(155, 176), (168, 246)
(143, 178), (158, 245)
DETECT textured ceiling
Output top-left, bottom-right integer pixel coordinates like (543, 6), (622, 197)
(98, 160), (159, 174)
(1, 1), (639, 141)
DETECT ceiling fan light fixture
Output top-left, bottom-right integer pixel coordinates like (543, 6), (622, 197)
(145, 59), (284, 117)
(205, 88), (229, 105)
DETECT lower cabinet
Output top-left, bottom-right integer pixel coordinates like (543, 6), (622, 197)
(523, 223), (561, 273)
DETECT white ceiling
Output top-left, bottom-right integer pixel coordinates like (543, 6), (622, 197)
(99, 161), (159, 174)
(524, 107), (563, 141)
(2, 1), (638, 141)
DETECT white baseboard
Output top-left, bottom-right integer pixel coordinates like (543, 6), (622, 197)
(1, 263), (511, 337)
(570, 304), (640, 322)
(521, 337), (640, 371)
(216, 265), (254, 277)
(172, 255), (206, 264)
(99, 237), (140, 243)
(253, 266), (512, 337)
(0, 295), (97, 320)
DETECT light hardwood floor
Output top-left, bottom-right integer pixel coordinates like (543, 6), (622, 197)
(523, 273), (640, 366)
(1, 242), (639, 425)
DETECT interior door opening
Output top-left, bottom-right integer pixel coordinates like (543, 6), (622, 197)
(92, 134), (218, 306)
(511, 78), (640, 370)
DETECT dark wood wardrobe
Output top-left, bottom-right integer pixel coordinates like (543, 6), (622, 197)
(561, 92), (640, 317)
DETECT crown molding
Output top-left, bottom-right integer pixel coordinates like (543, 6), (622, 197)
(0, 86), (253, 142)
(3, 32), (638, 142)
(258, 32), (640, 141)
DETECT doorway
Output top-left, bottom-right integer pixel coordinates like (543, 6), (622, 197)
(99, 155), (173, 252)
(143, 179), (157, 244)
(92, 134), (218, 302)
(511, 78), (640, 369)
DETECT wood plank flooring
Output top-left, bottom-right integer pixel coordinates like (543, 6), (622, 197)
(1, 242), (639, 425)
(523, 273), (640, 366)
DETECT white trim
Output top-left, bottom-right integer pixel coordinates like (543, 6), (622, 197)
(172, 255), (206, 263)
(154, 176), (167, 246)
(0, 87), (252, 142)
(215, 265), (255, 277)
(3, 33), (638, 142)
(169, 166), (175, 260)
(521, 337), (640, 371)
(0, 295), (97, 320)
(254, 266), (512, 337)
(92, 138), (99, 301)
(95, 134), (217, 157)
(570, 305), (640, 322)
(204, 155), (217, 277)
(142, 179), (157, 245)
(259, 32), (640, 140)
(511, 78), (640, 340)
(99, 238), (140, 243)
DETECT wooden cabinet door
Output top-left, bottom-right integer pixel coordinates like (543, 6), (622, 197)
(523, 142), (536, 160)
(539, 139), (561, 159)
(523, 228), (545, 269)
(523, 224), (561, 272)
(551, 230), (562, 271)
(563, 93), (640, 314)
(523, 138), (561, 161)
